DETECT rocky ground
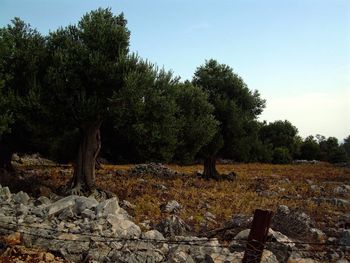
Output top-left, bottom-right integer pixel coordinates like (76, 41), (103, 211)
(0, 159), (349, 262)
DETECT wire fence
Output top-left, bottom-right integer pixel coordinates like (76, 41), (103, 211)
(0, 217), (349, 263)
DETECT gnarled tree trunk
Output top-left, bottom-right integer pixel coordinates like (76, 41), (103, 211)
(71, 121), (101, 193)
(203, 156), (219, 179)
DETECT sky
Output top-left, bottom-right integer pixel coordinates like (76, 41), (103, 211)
(1, 0), (349, 141)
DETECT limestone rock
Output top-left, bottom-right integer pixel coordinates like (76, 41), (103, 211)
(156, 215), (191, 238)
(12, 191), (30, 205)
(144, 230), (169, 254)
(144, 229), (165, 241)
(334, 185), (348, 195)
(74, 196), (98, 214)
(46, 195), (78, 216)
(108, 241), (165, 263)
(0, 185), (12, 200)
(310, 228), (326, 242)
(230, 228), (294, 262)
(130, 163), (176, 177)
(168, 247), (195, 263)
(35, 196), (51, 206)
(272, 205), (314, 238)
(57, 207), (75, 220)
(81, 208), (95, 220)
(107, 214), (141, 238)
(95, 197), (120, 218)
(160, 200), (181, 214)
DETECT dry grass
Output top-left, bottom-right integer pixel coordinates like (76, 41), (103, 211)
(8, 162), (350, 234)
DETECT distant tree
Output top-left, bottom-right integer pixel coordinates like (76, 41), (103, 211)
(319, 136), (348, 163)
(245, 121), (273, 163)
(0, 18), (46, 171)
(259, 120), (299, 162)
(299, 135), (320, 160)
(193, 59), (265, 178)
(44, 8), (130, 194)
(342, 135), (350, 159)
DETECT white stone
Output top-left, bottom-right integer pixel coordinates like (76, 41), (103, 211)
(95, 197), (120, 218)
(107, 214), (141, 238)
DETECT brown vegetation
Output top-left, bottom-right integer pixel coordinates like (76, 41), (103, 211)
(4, 162), (349, 233)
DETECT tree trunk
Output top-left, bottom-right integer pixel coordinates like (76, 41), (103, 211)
(0, 141), (14, 172)
(71, 122), (101, 193)
(203, 156), (219, 179)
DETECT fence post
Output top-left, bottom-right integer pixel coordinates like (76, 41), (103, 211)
(242, 209), (273, 263)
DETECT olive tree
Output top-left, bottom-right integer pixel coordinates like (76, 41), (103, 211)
(193, 59), (265, 178)
(45, 8), (130, 193)
(0, 18), (45, 171)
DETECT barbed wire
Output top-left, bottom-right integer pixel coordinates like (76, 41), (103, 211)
(1, 224), (349, 263)
(0, 218), (349, 248)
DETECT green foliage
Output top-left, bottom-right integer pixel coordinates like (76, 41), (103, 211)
(0, 18), (46, 152)
(299, 135), (320, 160)
(106, 57), (181, 163)
(343, 135), (350, 161)
(0, 82), (13, 138)
(124, 70), (180, 162)
(192, 59), (265, 160)
(328, 147), (348, 164)
(272, 147), (292, 164)
(173, 82), (218, 164)
(318, 136), (348, 163)
(47, 129), (80, 163)
(1, 10), (346, 167)
(45, 8), (130, 126)
(260, 120), (299, 158)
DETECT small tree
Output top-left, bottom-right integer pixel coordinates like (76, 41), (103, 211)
(193, 59), (265, 178)
(259, 120), (299, 161)
(45, 8), (130, 193)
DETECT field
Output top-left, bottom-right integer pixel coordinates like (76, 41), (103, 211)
(4, 162), (350, 234)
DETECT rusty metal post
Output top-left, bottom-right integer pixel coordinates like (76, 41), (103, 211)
(242, 209), (274, 263)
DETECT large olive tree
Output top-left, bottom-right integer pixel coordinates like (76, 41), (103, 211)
(45, 8), (130, 193)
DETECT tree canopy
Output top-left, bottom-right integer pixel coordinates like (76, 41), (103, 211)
(0, 18), (46, 169)
(0, 8), (348, 190)
(42, 8), (132, 193)
(192, 59), (265, 177)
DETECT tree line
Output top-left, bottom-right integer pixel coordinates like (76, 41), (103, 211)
(0, 9), (349, 194)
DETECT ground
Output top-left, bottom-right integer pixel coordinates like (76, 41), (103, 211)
(0, 162), (349, 262)
(2, 162), (349, 231)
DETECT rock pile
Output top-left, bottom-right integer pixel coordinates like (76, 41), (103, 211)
(272, 205), (315, 238)
(129, 163), (177, 177)
(12, 153), (56, 166)
(0, 185), (348, 263)
(0, 185), (238, 262)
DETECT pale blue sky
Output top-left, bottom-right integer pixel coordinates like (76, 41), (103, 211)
(1, 0), (349, 140)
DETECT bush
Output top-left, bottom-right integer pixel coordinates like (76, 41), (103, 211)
(273, 147), (292, 164)
(328, 147), (348, 164)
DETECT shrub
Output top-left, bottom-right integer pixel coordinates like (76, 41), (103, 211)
(273, 147), (292, 164)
